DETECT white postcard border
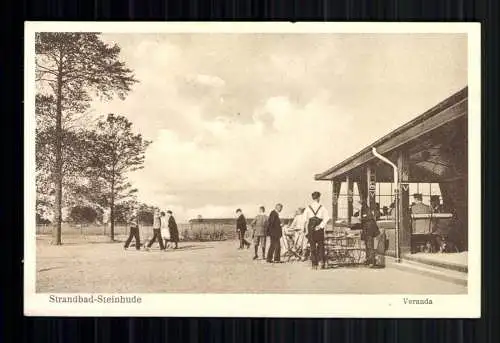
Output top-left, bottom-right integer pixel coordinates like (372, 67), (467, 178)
(24, 21), (481, 318)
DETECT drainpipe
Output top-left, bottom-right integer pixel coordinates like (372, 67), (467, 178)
(371, 147), (401, 263)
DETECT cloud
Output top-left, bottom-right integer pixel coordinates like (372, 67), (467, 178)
(186, 74), (226, 88)
(129, 92), (355, 221)
(89, 33), (467, 222)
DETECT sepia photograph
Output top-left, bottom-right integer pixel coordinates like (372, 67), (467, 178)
(24, 22), (481, 317)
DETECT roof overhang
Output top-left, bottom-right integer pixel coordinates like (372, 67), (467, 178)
(315, 87), (468, 181)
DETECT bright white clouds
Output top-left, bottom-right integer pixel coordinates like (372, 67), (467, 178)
(92, 33), (467, 222)
(186, 74), (226, 88)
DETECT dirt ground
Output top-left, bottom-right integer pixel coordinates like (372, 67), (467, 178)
(35, 235), (467, 294)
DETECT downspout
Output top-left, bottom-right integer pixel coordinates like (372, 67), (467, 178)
(371, 147), (401, 263)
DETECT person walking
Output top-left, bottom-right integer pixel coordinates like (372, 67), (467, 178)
(288, 207), (307, 244)
(124, 208), (141, 250)
(266, 203), (283, 263)
(160, 211), (170, 249)
(250, 206), (268, 260)
(236, 209), (251, 249)
(167, 210), (180, 249)
(304, 192), (330, 269)
(146, 209), (165, 251)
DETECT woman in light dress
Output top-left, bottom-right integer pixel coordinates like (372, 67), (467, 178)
(160, 211), (171, 249)
(281, 207), (307, 259)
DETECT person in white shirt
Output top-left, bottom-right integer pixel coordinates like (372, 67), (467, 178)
(304, 191), (330, 269)
(160, 211), (171, 249)
(287, 207), (308, 251)
(281, 207), (305, 257)
(288, 208), (307, 234)
(145, 209), (165, 251)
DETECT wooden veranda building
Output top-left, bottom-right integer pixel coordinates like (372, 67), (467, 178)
(314, 87), (468, 258)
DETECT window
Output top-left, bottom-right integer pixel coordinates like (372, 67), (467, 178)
(334, 181), (442, 221)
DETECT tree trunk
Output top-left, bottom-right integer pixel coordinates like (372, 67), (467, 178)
(53, 55), (64, 245)
(110, 180), (115, 241)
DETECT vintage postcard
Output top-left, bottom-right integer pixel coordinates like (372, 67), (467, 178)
(24, 22), (481, 317)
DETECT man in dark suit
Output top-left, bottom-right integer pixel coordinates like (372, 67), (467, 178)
(236, 209), (250, 249)
(360, 201), (380, 268)
(266, 203), (283, 263)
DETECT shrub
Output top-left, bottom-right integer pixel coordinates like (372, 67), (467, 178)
(138, 210), (154, 226)
(182, 229), (191, 241)
(208, 229), (226, 241)
(36, 213), (51, 225)
(192, 229), (204, 241)
(69, 206), (98, 224)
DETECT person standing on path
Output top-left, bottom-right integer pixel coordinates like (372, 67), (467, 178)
(124, 208), (141, 250)
(146, 209), (165, 251)
(266, 203), (283, 263)
(236, 209), (251, 249)
(304, 192), (330, 269)
(167, 210), (180, 249)
(360, 201), (380, 268)
(250, 206), (268, 260)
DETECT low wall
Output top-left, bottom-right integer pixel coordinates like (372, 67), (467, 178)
(36, 222), (240, 241)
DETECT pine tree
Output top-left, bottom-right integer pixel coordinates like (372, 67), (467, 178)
(87, 114), (150, 241)
(35, 33), (137, 244)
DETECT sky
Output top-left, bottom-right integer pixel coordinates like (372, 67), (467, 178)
(89, 33), (468, 222)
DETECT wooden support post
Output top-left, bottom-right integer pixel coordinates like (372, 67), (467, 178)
(397, 150), (411, 254)
(367, 165), (377, 215)
(347, 175), (354, 225)
(357, 178), (367, 205)
(331, 180), (341, 227)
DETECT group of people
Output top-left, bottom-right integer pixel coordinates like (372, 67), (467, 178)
(123, 208), (179, 251)
(375, 193), (445, 219)
(410, 193), (462, 253)
(235, 191), (331, 270)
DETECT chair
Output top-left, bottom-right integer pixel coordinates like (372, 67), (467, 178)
(281, 228), (306, 262)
